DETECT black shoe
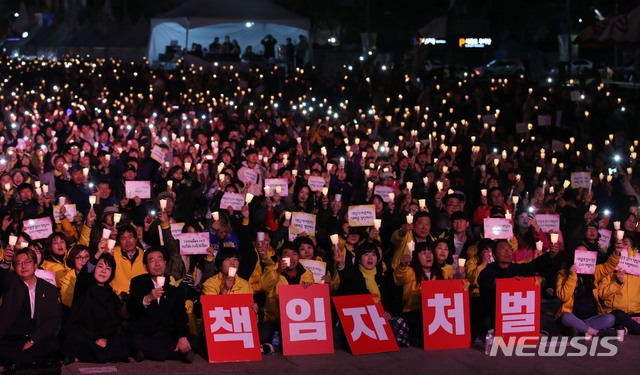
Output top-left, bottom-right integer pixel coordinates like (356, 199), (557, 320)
(181, 350), (196, 364)
(134, 351), (145, 362)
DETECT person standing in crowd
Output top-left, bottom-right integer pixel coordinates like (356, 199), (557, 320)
(295, 35), (308, 69)
(261, 34), (278, 61)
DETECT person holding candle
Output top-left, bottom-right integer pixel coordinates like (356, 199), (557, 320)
(208, 210), (239, 257)
(472, 187), (510, 226)
(394, 242), (451, 346)
(202, 247), (254, 297)
(391, 211), (436, 269)
(260, 242), (314, 327)
(555, 242), (622, 337)
(58, 244), (91, 308)
(110, 224), (147, 297)
(60, 241), (130, 363)
(128, 247), (198, 363)
(599, 236), (640, 335)
(512, 208), (552, 262)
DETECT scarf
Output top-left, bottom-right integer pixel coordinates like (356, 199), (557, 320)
(359, 264), (380, 298)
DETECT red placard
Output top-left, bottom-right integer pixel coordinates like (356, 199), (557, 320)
(279, 284), (334, 356)
(495, 277), (540, 345)
(421, 279), (470, 350)
(201, 294), (261, 363)
(332, 294), (399, 355)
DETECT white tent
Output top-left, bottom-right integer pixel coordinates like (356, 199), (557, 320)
(147, 0), (310, 64)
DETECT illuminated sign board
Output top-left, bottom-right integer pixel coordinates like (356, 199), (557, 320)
(419, 38), (446, 46)
(458, 38), (492, 48)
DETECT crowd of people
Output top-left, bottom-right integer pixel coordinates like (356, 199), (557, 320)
(0, 50), (639, 371)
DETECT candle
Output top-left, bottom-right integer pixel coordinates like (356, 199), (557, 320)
(156, 276), (165, 287)
(42, 184), (49, 194)
(275, 186), (282, 194)
(419, 199), (426, 209)
(330, 234), (340, 245)
(458, 258), (466, 267)
(374, 219), (382, 229)
(407, 241), (415, 254)
(481, 189), (487, 197)
(34, 181), (40, 189)
(35, 187), (42, 196)
(406, 181), (413, 191)
(184, 162), (191, 171)
(550, 233), (559, 243)
(283, 257), (291, 267)
(107, 239), (116, 250)
(614, 221), (621, 230)
(8, 235), (17, 246)
(335, 194), (342, 202)
(245, 193), (254, 204)
(113, 213), (122, 225)
(264, 186), (271, 196)
(505, 211), (512, 220)
(102, 228), (112, 239)
(589, 205), (597, 213)
(617, 230), (625, 241)
(257, 232), (265, 241)
(83, 167), (89, 177)
(423, 176), (429, 185)
(228, 266), (237, 277)
(388, 193), (395, 201)
(159, 199), (167, 210)
(563, 180), (571, 189)
(213, 211), (219, 221)
(406, 214), (413, 224)
(322, 187), (329, 196)
(285, 211), (292, 220)
(536, 241), (543, 251)
(167, 180), (173, 189)
(436, 181), (443, 191)
(89, 195), (96, 206)
(512, 196), (519, 205)
(588, 179), (592, 194)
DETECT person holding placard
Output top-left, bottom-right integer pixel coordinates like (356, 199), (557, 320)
(478, 239), (559, 332)
(599, 237), (640, 334)
(394, 242), (451, 346)
(556, 243), (622, 336)
(128, 247), (198, 363)
(238, 148), (265, 197)
(512, 209), (552, 263)
(61, 241), (130, 363)
(472, 187), (510, 226)
(579, 220), (610, 265)
(41, 232), (73, 287)
(295, 236), (336, 291)
(0, 247), (61, 371)
(259, 242), (314, 325)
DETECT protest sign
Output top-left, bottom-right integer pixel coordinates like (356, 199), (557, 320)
(289, 212), (316, 241)
(348, 205), (376, 227)
(264, 178), (289, 197)
(307, 176), (326, 192)
(299, 259), (327, 284)
(483, 218), (513, 239)
(574, 250), (597, 274)
(125, 181), (151, 199)
(421, 279), (470, 350)
(179, 232), (210, 255)
(495, 277), (540, 345)
(221, 192), (246, 211)
(534, 214), (560, 233)
(53, 204), (77, 223)
(22, 217), (53, 240)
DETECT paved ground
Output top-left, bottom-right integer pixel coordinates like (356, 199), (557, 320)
(54, 335), (640, 375)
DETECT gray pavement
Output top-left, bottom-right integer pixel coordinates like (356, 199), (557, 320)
(59, 335), (640, 375)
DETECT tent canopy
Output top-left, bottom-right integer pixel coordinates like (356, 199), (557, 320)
(148, 0), (310, 63)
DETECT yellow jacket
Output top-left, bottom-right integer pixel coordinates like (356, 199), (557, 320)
(59, 269), (77, 307)
(556, 253), (619, 319)
(598, 248), (640, 314)
(41, 258), (68, 287)
(393, 265), (452, 312)
(259, 264), (315, 323)
(248, 247), (276, 293)
(202, 273), (253, 295)
(110, 246), (147, 296)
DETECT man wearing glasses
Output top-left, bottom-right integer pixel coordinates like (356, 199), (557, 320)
(0, 246), (61, 371)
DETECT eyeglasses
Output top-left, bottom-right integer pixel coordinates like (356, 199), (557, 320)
(15, 259), (33, 268)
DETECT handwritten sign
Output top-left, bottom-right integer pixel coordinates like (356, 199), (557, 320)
(348, 205), (376, 227)
(574, 250), (597, 274)
(179, 232), (210, 255)
(35, 269), (56, 285)
(150, 146), (165, 164)
(125, 181), (151, 199)
(599, 229), (612, 249)
(221, 192), (246, 211)
(240, 169), (258, 185)
(535, 214), (560, 233)
(571, 172), (591, 189)
(158, 223), (185, 243)
(538, 115), (552, 127)
(483, 218), (513, 239)
(53, 204), (77, 223)
(515, 122), (528, 134)
(300, 259), (327, 283)
(482, 114), (496, 125)
(307, 176), (326, 192)
(22, 217), (53, 240)
(374, 186), (395, 203)
(618, 250), (640, 277)
(289, 212), (316, 241)
(264, 178), (289, 197)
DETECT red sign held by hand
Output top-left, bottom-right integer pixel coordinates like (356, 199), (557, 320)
(421, 279), (470, 350)
(495, 277), (541, 345)
(201, 294), (261, 363)
(279, 284), (333, 356)
(332, 294), (398, 355)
